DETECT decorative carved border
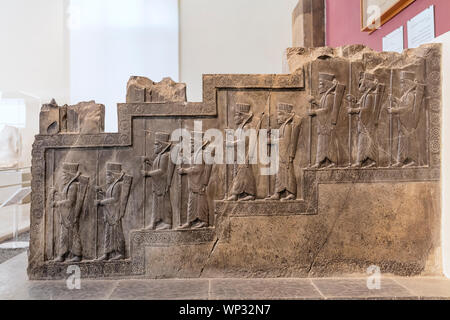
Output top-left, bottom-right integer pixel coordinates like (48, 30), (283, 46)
(215, 200), (311, 217)
(28, 260), (132, 280)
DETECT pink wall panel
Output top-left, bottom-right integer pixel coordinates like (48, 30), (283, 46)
(326, 0), (450, 51)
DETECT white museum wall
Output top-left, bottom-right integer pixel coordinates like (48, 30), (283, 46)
(0, 0), (64, 223)
(0, 0), (68, 169)
(1, 0), (296, 133)
(179, 0), (298, 102)
(69, 0), (179, 132)
(432, 31), (450, 278)
(0, 0), (70, 104)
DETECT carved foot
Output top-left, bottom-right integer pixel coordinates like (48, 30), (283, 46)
(226, 195), (238, 201)
(177, 223), (191, 230)
(238, 195), (255, 202)
(326, 163), (336, 169)
(67, 255), (81, 263)
(96, 254), (109, 262)
(155, 223), (172, 231)
(363, 162), (376, 168)
(110, 254), (124, 261)
(265, 193), (280, 201)
(191, 221), (207, 229)
(281, 194), (296, 201)
(391, 162), (403, 168)
(53, 255), (65, 263)
(403, 161), (416, 168)
(310, 163), (320, 169)
(351, 163), (361, 168)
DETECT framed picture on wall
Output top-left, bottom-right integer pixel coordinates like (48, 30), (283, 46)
(361, 0), (415, 32)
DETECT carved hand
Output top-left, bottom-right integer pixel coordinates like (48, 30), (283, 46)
(141, 170), (149, 177)
(308, 111), (316, 117)
(388, 108), (398, 115)
(94, 200), (101, 207)
(346, 94), (357, 104)
(307, 95), (316, 104)
(347, 108), (360, 115)
(95, 186), (104, 195)
(177, 168), (186, 175)
(388, 95), (398, 106)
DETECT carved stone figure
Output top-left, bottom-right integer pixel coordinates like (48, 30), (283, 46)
(95, 163), (132, 261)
(347, 72), (385, 168)
(308, 73), (345, 169)
(177, 134), (213, 229)
(388, 71), (425, 168)
(142, 132), (175, 230)
(266, 103), (301, 201)
(52, 163), (89, 263)
(226, 103), (259, 202)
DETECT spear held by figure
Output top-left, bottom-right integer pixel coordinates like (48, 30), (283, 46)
(308, 62), (313, 167)
(347, 62), (353, 167)
(389, 69), (394, 167)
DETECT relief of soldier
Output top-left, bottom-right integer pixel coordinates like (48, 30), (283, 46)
(388, 71), (425, 168)
(52, 163), (89, 263)
(266, 103), (301, 201)
(141, 132), (175, 231)
(177, 132), (213, 229)
(226, 103), (261, 202)
(95, 163), (132, 261)
(308, 72), (346, 169)
(346, 72), (385, 168)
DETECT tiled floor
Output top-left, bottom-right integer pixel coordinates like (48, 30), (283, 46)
(1, 253), (450, 300)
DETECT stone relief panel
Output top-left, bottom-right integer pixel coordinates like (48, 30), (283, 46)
(29, 44), (442, 279)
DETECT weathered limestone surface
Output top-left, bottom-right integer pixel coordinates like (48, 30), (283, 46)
(126, 76), (187, 103)
(39, 99), (105, 134)
(28, 44), (442, 279)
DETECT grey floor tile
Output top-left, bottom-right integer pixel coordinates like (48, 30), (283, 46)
(394, 278), (450, 298)
(312, 278), (415, 299)
(210, 279), (323, 300)
(0, 252), (29, 299)
(23, 280), (117, 300)
(109, 279), (209, 300)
